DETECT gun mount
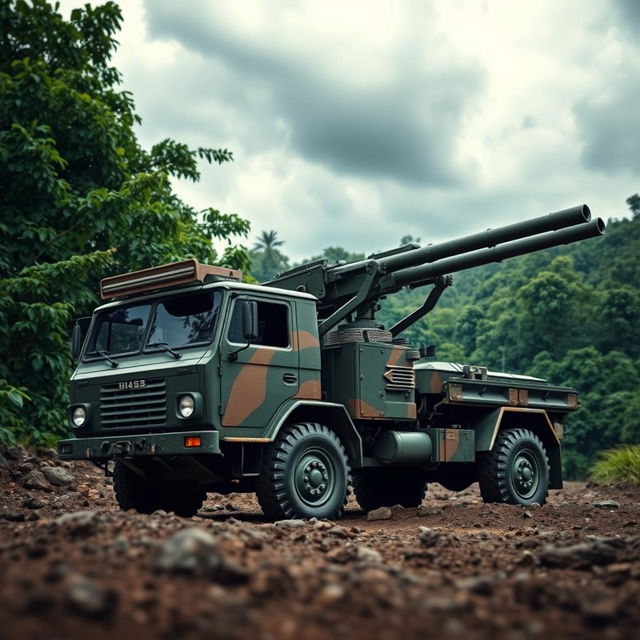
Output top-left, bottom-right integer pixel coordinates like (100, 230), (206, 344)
(266, 205), (605, 337)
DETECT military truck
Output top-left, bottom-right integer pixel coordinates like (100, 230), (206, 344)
(58, 205), (605, 519)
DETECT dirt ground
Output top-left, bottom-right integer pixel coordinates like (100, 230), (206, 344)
(1, 445), (639, 640)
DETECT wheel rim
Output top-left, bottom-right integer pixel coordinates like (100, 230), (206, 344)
(511, 449), (540, 499)
(293, 447), (336, 507)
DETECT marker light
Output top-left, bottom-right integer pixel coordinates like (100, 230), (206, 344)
(184, 436), (202, 448)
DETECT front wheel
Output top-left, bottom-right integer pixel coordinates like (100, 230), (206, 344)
(256, 422), (350, 521)
(478, 428), (549, 506)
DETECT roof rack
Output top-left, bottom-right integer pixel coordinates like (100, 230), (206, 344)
(100, 259), (242, 300)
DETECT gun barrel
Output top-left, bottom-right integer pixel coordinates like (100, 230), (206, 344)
(385, 217), (605, 291)
(333, 204), (591, 278)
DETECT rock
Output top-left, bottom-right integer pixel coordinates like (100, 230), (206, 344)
(366, 507), (392, 522)
(35, 447), (58, 460)
(5, 446), (27, 462)
(455, 575), (495, 595)
(274, 519), (307, 529)
(593, 500), (620, 509)
(1, 509), (26, 522)
(65, 576), (117, 619)
(538, 538), (622, 568)
(418, 526), (440, 548)
(23, 497), (45, 510)
(42, 466), (75, 487)
(523, 510), (533, 519)
(22, 469), (53, 492)
(355, 546), (382, 564)
(55, 511), (99, 537)
(154, 527), (222, 576)
(0, 453), (8, 470)
(318, 582), (345, 603)
(328, 525), (352, 539)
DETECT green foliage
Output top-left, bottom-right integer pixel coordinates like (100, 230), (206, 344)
(249, 230), (289, 282)
(591, 446), (640, 487)
(0, 1), (249, 445)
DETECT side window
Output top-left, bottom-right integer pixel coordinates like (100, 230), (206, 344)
(228, 299), (290, 348)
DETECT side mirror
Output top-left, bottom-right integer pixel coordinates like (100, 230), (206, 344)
(242, 300), (259, 341)
(71, 317), (91, 361)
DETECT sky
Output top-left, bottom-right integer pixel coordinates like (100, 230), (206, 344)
(66, 0), (639, 262)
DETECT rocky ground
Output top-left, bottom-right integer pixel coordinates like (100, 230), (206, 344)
(1, 445), (639, 640)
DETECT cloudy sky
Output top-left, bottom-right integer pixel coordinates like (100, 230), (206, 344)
(68, 0), (639, 261)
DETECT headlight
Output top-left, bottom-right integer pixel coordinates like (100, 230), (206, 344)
(178, 395), (195, 418)
(72, 406), (86, 428)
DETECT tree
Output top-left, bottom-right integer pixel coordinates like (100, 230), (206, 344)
(626, 194), (640, 220)
(0, 1), (250, 445)
(251, 230), (288, 281)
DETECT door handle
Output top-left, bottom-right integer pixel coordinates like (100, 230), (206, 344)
(282, 373), (297, 384)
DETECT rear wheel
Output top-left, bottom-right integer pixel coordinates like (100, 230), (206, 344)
(353, 468), (427, 512)
(256, 422), (350, 521)
(113, 461), (206, 517)
(478, 428), (549, 506)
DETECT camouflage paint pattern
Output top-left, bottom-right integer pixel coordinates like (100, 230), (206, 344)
(322, 341), (416, 422)
(220, 297), (322, 428)
(426, 428), (475, 462)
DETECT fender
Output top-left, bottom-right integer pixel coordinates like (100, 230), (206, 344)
(262, 399), (364, 468)
(475, 407), (563, 489)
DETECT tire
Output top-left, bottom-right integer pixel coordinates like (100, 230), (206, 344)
(113, 461), (206, 517)
(478, 428), (549, 506)
(353, 468), (427, 512)
(256, 423), (350, 521)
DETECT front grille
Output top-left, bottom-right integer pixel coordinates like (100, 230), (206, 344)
(100, 379), (167, 430)
(384, 366), (416, 391)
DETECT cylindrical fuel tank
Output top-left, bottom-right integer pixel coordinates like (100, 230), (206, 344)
(373, 430), (432, 465)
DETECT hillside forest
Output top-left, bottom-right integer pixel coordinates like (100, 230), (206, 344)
(250, 207), (640, 479)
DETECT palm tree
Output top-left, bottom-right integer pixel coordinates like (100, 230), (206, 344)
(254, 230), (285, 264)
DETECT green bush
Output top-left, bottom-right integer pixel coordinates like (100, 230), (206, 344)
(591, 446), (640, 487)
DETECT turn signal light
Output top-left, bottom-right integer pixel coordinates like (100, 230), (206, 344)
(184, 436), (202, 448)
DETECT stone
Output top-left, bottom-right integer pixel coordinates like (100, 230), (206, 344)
(592, 500), (620, 509)
(22, 469), (53, 492)
(455, 575), (495, 595)
(65, 576), (117, 619)
(327, 525), (352, 539)
(0, 453), (8, 470)
(55, 511), (100, 537)
(42, 466), (75, 487)
(366, 507), (392, 522)
(1, 509), (26, 522)
(5, 446), (27, 462)
(35, 447), (58, 460)
(274, 519), (307, 529)
(538, 538), (622, 568)
(355, 546), (382, 564)
(418, 526), (440, 548)
(154, 527), (222, 576)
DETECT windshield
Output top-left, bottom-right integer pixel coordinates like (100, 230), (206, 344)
(84, 290), (223, 359)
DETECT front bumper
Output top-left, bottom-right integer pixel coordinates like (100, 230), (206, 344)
(58, 430), (221, 460)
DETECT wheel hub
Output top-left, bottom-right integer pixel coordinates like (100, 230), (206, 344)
(295, 452), (334, 506)
(512, 451), (539, 499)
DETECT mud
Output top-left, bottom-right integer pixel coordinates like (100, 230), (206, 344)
(1, 446), (639, 639)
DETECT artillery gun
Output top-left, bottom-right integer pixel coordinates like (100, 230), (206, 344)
(59, 205), (605, 519)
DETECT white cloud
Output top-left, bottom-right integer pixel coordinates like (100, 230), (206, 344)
(62, 0), (639, 262)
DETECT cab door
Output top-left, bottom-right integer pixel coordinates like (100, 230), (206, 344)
(220, 295), (299, 428)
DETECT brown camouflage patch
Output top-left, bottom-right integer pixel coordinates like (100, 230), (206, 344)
(429, 371), (442, 394)
(295, 379), (322, 400)
(407, 403), (417, 420)
(348, 398), (385, 419)
(222, 349), (276, 426)
(295, 330), (320, 351)
(386, 347), (406, 368)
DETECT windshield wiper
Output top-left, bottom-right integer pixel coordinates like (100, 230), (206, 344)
(147, 342), (182, 360)
(96, 350), (119, 368)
